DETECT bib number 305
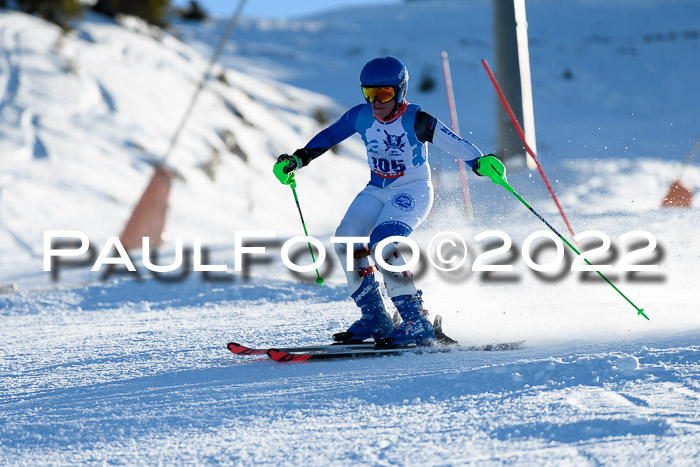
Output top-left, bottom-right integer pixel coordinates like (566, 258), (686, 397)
(371, 157), (406, 174)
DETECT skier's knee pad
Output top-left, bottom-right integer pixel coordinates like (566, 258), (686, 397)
(368, 221), (413, 250)
(369, 220), (414, 268)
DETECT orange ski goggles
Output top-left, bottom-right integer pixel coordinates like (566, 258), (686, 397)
(361, 86), (396, 103)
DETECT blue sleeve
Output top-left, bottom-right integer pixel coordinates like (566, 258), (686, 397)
(293, 105), (363, 167)
(306, 104), (362, 148)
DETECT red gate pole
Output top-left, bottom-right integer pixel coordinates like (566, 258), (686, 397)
(481, 58), (577, 240)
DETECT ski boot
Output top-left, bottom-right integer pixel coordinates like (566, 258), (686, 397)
(377, 290), (436, 347)
(333, 277), (394, 343)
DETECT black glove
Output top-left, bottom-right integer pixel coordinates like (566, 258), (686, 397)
(472, 156), (483, 176)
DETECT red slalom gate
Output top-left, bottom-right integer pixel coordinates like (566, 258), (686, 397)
(481, 58), (577, 240)
(440, 51), (474, 218)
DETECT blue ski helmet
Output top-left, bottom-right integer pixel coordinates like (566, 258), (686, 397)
(360, 56), (409, 103)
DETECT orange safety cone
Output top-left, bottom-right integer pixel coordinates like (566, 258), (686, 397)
(120, 165), (174, 250)
(661, 179), (693, 208)
(661, 133), (700, 208)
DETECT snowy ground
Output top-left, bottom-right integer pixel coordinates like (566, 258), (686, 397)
(1, 269), (699, 464)
(2, 195), (699, 463)
(1, 0), (700, 464)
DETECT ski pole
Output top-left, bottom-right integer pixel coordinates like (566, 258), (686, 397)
(481, 59), (577, 242)
(275, 161), (324, 287)
(476, 155), (648, 320)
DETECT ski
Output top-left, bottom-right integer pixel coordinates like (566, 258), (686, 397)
(227, 341), (374, 356)
(226, 312), (406, 356)
(266, 340), (526, 363)
(227, 314), (525, 363)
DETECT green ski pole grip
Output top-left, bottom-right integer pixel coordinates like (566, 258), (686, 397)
(273, 159), (293, 185)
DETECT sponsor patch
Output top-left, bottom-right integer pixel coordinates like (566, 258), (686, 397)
(391, 192), (416, 212)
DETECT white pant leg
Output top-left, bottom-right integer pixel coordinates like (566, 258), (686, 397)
(369, 179), (434, 298)
(334, 186), (384, 295)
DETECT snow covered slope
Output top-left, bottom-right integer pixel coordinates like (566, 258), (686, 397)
(0, 1), (699, 464)
(1, 274), (699, 464)
(0, 10), (367, 260)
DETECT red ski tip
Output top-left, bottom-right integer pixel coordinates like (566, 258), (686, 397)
(267, 349), (313, 363)
(227, 342), (268, 356)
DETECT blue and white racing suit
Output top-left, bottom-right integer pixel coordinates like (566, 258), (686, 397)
(294, 101), (484, 297)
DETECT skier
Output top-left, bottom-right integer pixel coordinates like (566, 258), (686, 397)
(274, 56), (489, 347)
